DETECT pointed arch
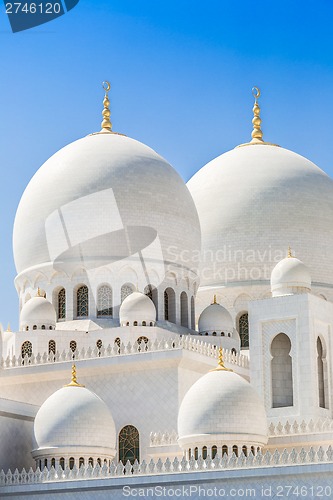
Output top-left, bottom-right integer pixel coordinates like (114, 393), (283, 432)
(164, 287), (176, 323)
(121, 283), (135, 303)
(317, 336), (328, 409)
(76, 285), (88, 317)
(97, 284), (113, 316)
(180, 291), (188, 327)
(119, 425), (139, 464)
(271, 333), (293, 408)
(237, 312), (249, 348)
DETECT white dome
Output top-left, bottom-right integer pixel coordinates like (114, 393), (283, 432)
(187, 145), (333, 288)
(198, 302), (233, 333)
(20, 296), (56, 331)
(13, 133), (200, 281)
(271, 255), (311, 297)
(33, 383), (116, 455)
(178, 368), (267, 450)
(119, 291), (156, 326)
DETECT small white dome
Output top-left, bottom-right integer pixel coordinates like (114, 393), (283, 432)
(20, 296), (56, 331)
(178, 367), (267, 451)
(33, 382), (116, 458)
(271, 255), (311, 297)
(198, 301), (233, 334)
(119, 291), (156, 326)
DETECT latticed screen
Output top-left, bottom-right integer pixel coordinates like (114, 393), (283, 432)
(121, 284), (133, 303)
(48, 340), (56, 355)
(58, 288), (66, 319)
(21, 341), (32, 358)
(119, 425), (140, 464)
(77, 285), (88, 317)
(164, 291), (169, 320)
(70, 340), (77, 352)
(97, 285), (113, 316)
(239, 313), (249, 348)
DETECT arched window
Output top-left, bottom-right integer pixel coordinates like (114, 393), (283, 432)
(222, 445), (228, 456)
(212, 331), (216, 336)
(70, 340), (77, 354)
(242, 445), (248, 457)
(121, 284), (134, 303)
(88, 457), (94, 467)
(212, 445), (217, 459)
(58, 288), (66, 320)
(41, 325), (45, 330)
(202, 446), (207, 459)
(194, 447), (198, 460)
(69, 457), (75, 470)
(97, 285), (113, 317)
(191, 296), (195, 330)
(97, 458), (101, 466)
(317, 337), (328, 409)
(137, 336), (149, 352)
(164, 288), (176, 323)
(271, 333), (293, 408)
(142, 321), (146, 326)
(33, 325), (37, 330)
(21, 340), (32, 360)
(59, 457), (65, 470)
(25, 326), (29, 331)
(79, 457), (84, 467)
(51, 458), (55, 468)
(238, 313), (249, 348)
(48, 340), (56, 355)
(232, 445), (238, 457)
(231, 348), (237, 355)
(77, 285), (88, 317)
(144, 285), (158, 319)
(180, 291), (188, 327)
(251, 446), (255, 455)
(119, 425), (140, 464)
(134, 321), (138, 326)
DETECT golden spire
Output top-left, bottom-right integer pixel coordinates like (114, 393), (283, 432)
(236, 87), (279, 148)
(6, 323), (11, 332)
(211, 347), (233, 372)
(36, 287), (42, 297)
(212, 294), (217, 304)
(287, 246), (294, 258)
(250, 87), (264, 143)
(100, 81), (112, 133)
(65, 364), (85, 387)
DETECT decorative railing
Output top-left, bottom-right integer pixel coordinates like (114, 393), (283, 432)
(1, 446), (333, 487)
(150, 431), (178, 446)
(269, 418), (333, 436)
(0, 338), (249, 369)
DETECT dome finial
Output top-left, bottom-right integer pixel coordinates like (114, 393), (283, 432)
(100, 81), (112, 133)
(251, 86), (264, 143)
(212, 294), (217, 304)
(65, 363), (85, 388)
(36, 287), (42, 297)
(287, 246), (294, 258)
(6, 323), (11, 332)
(212, 347), (233, 372)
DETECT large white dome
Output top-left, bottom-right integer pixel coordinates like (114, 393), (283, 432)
(33, 383), (116, 453)
(14, 133), (200, 279)
(178, 367), (267, 450)
(119, 291), (156, 326)
(198, 301), (233, 334)
(187, 144), (333, 289)
(20, 296), (56, 331)
(271, 255), (311, 297)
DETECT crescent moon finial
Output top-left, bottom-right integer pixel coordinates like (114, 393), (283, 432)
(102, 81), (111, 92)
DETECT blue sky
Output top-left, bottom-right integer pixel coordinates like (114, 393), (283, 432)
(1, 0), (333, 327)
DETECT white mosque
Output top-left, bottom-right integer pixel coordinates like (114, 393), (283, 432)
(1, 84), (333, 498)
